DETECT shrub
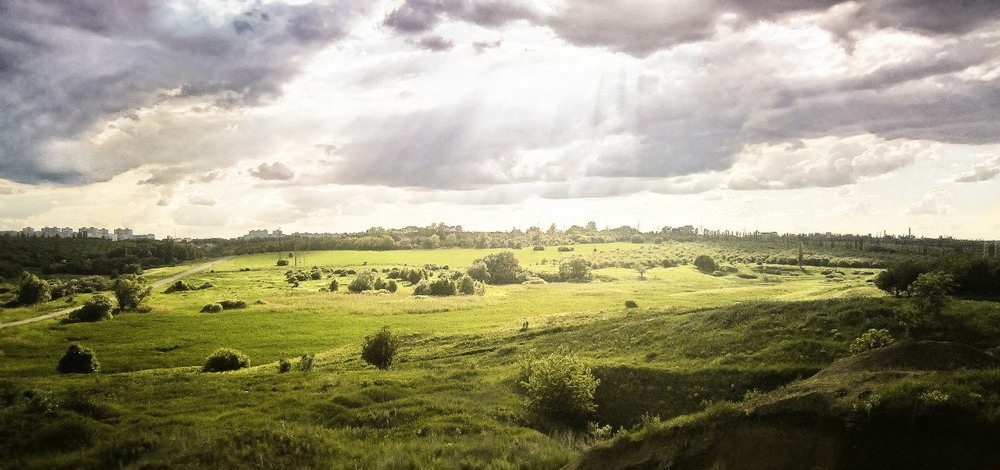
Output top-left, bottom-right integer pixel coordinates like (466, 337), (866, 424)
(520, 353), (599, 429)
(412, 281), (431, 296)
(203, 348), (250, 372)
(310, 269), (322, 280)
(850, 328), (895, 354)
(199, 282), (214, 289)
(329, 279), (339, 292)
(278, 358), (292, 373)
(297, 353), (315, 372)
(373, 277), (388, 291)
(165, 280), (193, 293)
(361, 327), (400, 370)
(908, 271), (954, 328)
(348, 271), (375, 293)
(624, 300), (638, 308)
(67, 295), (114, 322)
(694, 255), (719, 273)
(557, 246), (574, 252)
(276, 259), (289, 266)
(558, 257), (592, 282)
(386, 279), (398, 293)
(218, 299), (247, 310)
(457, 276), (476, 295)
(428, 278), (457, 296)
(57, 344), (100, 374)
(533, 245), (545, 251)
(474, 251), (524, 285)
(16, 272), (50, 305)
(467, 261), (491, 283)
(200, 303), (223, 313)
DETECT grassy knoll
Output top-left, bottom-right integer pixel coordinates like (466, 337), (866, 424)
(5, 245), (995, 468)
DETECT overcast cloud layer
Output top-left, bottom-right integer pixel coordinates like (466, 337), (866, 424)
(0, 0), (998, 238)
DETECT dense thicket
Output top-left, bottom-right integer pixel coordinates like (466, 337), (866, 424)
(876, 256), (1000, 298)
(0, 236), (201, 278)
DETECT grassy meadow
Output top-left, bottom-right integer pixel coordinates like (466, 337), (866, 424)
(4, 242), (996, 468)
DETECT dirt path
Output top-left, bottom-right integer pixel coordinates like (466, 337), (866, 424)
(0, 257), (233, 330)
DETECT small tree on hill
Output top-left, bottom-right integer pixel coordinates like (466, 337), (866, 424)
(113, 274), (151, 311)
(361, 326), (400, 370)
(16, 272), (50, 305)
(520, 353), (599, 429)
(57, 344), (100, 374)
(559, 257), (592, 282)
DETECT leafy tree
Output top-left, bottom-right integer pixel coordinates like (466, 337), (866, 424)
(456, 275), (476, 295)
(57, 344), (100, 374)
(693, 255), (719, 273)
(475, 251), (524, 285)
(636, 264), (648, 280)
(907, 271), (954, 329)
(874, 259), (927, 297)
(16, 272), (50, 305)
(520, 353), (599, 429)
(558, 257), (592, 282)
(203, 348), (250, 372)
(67, 295), (113, 322)
(113, 274), (151, 311)
(467, 261), (491, 283)
(361, 326), (400, 370)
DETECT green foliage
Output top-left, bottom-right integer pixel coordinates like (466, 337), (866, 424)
(113, 274), (151, 312)
(329, 278), (339, 292)
(474, 251), (524, 285)
(456, 275), (476, 295)
(276, 259), (289, 266)
(200, 303), (223, 313)
(348, 271), (375, 293)
(624, 300), (638, 308)
(558, 257), (592, 282)
(874, 259), (927, 297)
(466, 260), (490, 283)
(386, 279), (398, 293)
(361, 327), (400, 370)
(67, 295), (114, 322)
(203, 348), (250, 372)
(694, 255), (719, 274)
(520, 353), (599, 429)
(278, 358), (292, 373)
(57, 344), (100, 374)
(218, 299), (247, 310)
(297, 353), (315, 372)
(849, 328), (894, 354)
(906, 271), (954, 330)
(165, 280), (193, 293)
(16, 272), (50, 305)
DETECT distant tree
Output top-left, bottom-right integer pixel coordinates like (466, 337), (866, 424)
(475, 251), (524, 285)
(558, 257), (592, 282)
(113, 274), (151, 311)
(16, 272), (50, 305)
(907, 271), (954, 329)
(636, 264), (648, 280)
(693, 255), (719, 274)
(57, 344), (100, 374)
(361, 326), (400, 370)
(456, 275), (476, 295)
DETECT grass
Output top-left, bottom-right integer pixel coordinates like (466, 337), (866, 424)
(3, 245), (988, 469)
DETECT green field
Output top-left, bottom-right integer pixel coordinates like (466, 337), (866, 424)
(1, 244), (996, 469)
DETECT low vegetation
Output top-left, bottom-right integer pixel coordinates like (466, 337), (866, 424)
(202, 348), (250, 372)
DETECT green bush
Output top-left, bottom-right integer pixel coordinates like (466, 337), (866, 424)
(559, 257), (592, 282)
(16, 272), (50, 305)
(57, 344), (100, 374)
(218, 299), (247, 310)
(297, 353), (315, 372)
(849, 328), (895, 354)
(276, 259), (289, 266)
(361, 327), (400, 370)
(694, 255), (719, 273)
(386, 279), (398, 293)
(278, 358), (292, 373)
(67, 295), (114, 322)
(520, 353), (599, 429)
(203, 348), (250, 372)
(200, 303), (223, 313)
(624, 300), (638, 308)
(348, 271), (375, 293)
(329, 279), (339, 292)
(112, 274), (151, 312)
(165, 280), (193, 293)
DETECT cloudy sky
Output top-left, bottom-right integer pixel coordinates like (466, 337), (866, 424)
(1, 0), (999, 239)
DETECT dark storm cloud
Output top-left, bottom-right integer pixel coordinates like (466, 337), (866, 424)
(414, 35), (455, 51)
(0, 0), (364, 185)
(383, 0), (536, 34)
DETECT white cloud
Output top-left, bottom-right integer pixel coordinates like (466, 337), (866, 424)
(952, 156), (1000, 183)
(249, 162), (295, 181)
(906, 189), (952, 216)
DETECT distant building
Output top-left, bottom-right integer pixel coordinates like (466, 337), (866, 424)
(114, 228), (134, 241)
(242, 228), (283, 240)
(79, 227), (111, 239)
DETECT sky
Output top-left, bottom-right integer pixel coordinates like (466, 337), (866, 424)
(0, 0), (999, 240)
